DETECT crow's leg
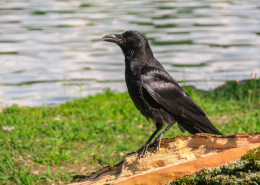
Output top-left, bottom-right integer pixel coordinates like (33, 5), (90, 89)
(153, 122), (175, 152)
(138, 122), (162, 159)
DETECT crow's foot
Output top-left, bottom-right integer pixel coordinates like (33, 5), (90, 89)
(137, 142), (151, 160)
(153, 134), (163, 152)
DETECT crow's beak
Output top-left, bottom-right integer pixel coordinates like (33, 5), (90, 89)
(102, 34), (123, 44)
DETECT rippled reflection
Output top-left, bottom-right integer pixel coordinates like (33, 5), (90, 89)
(0, 0), (260, 106)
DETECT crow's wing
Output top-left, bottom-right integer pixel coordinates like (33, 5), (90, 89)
(141, 67), (222, 135)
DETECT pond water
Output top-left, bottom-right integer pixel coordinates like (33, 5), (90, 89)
(0, 0), (260, 106)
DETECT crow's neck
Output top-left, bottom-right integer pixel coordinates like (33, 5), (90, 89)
(123, 47), (154, 66)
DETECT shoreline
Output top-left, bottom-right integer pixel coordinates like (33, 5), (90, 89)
(0, 78), (259, 110)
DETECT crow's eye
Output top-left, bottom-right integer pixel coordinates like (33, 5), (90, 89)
(124, 38), (131, 43)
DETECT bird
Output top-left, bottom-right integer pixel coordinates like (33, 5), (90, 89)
(102, 30), (222, 159)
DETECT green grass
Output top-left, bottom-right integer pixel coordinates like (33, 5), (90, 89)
(0, 78), (260, 184)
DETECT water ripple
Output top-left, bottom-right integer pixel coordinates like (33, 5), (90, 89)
(0, 0), (260, 106)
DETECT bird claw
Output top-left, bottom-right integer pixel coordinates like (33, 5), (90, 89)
(137, 142), (151, 160)
(152, 134), (163, 152)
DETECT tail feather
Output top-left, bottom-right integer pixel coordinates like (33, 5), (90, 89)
(180, 107), (222, 135)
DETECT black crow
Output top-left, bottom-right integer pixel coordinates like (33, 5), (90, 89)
(102, 30), (222, 159)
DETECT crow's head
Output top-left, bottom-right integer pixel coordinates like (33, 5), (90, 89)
(102, 30), (148, 51)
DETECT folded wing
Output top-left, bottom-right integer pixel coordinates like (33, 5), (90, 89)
(141, 67), (222, 135)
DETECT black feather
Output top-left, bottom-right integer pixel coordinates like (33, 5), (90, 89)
(102, 30), (222, 158)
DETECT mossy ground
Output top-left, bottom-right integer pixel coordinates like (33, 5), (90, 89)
(170, 147), (260, 185)
(0, 78), (259, 184)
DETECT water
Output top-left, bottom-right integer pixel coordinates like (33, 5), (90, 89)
(0, 0), (260, 106)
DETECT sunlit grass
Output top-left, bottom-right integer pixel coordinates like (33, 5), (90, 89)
(0, 78), (259, 184)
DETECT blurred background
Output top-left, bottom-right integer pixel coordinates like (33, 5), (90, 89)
(0, 0), (260, 107)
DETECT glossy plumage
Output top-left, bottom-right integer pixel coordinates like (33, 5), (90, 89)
(102, 30), (222, 158)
